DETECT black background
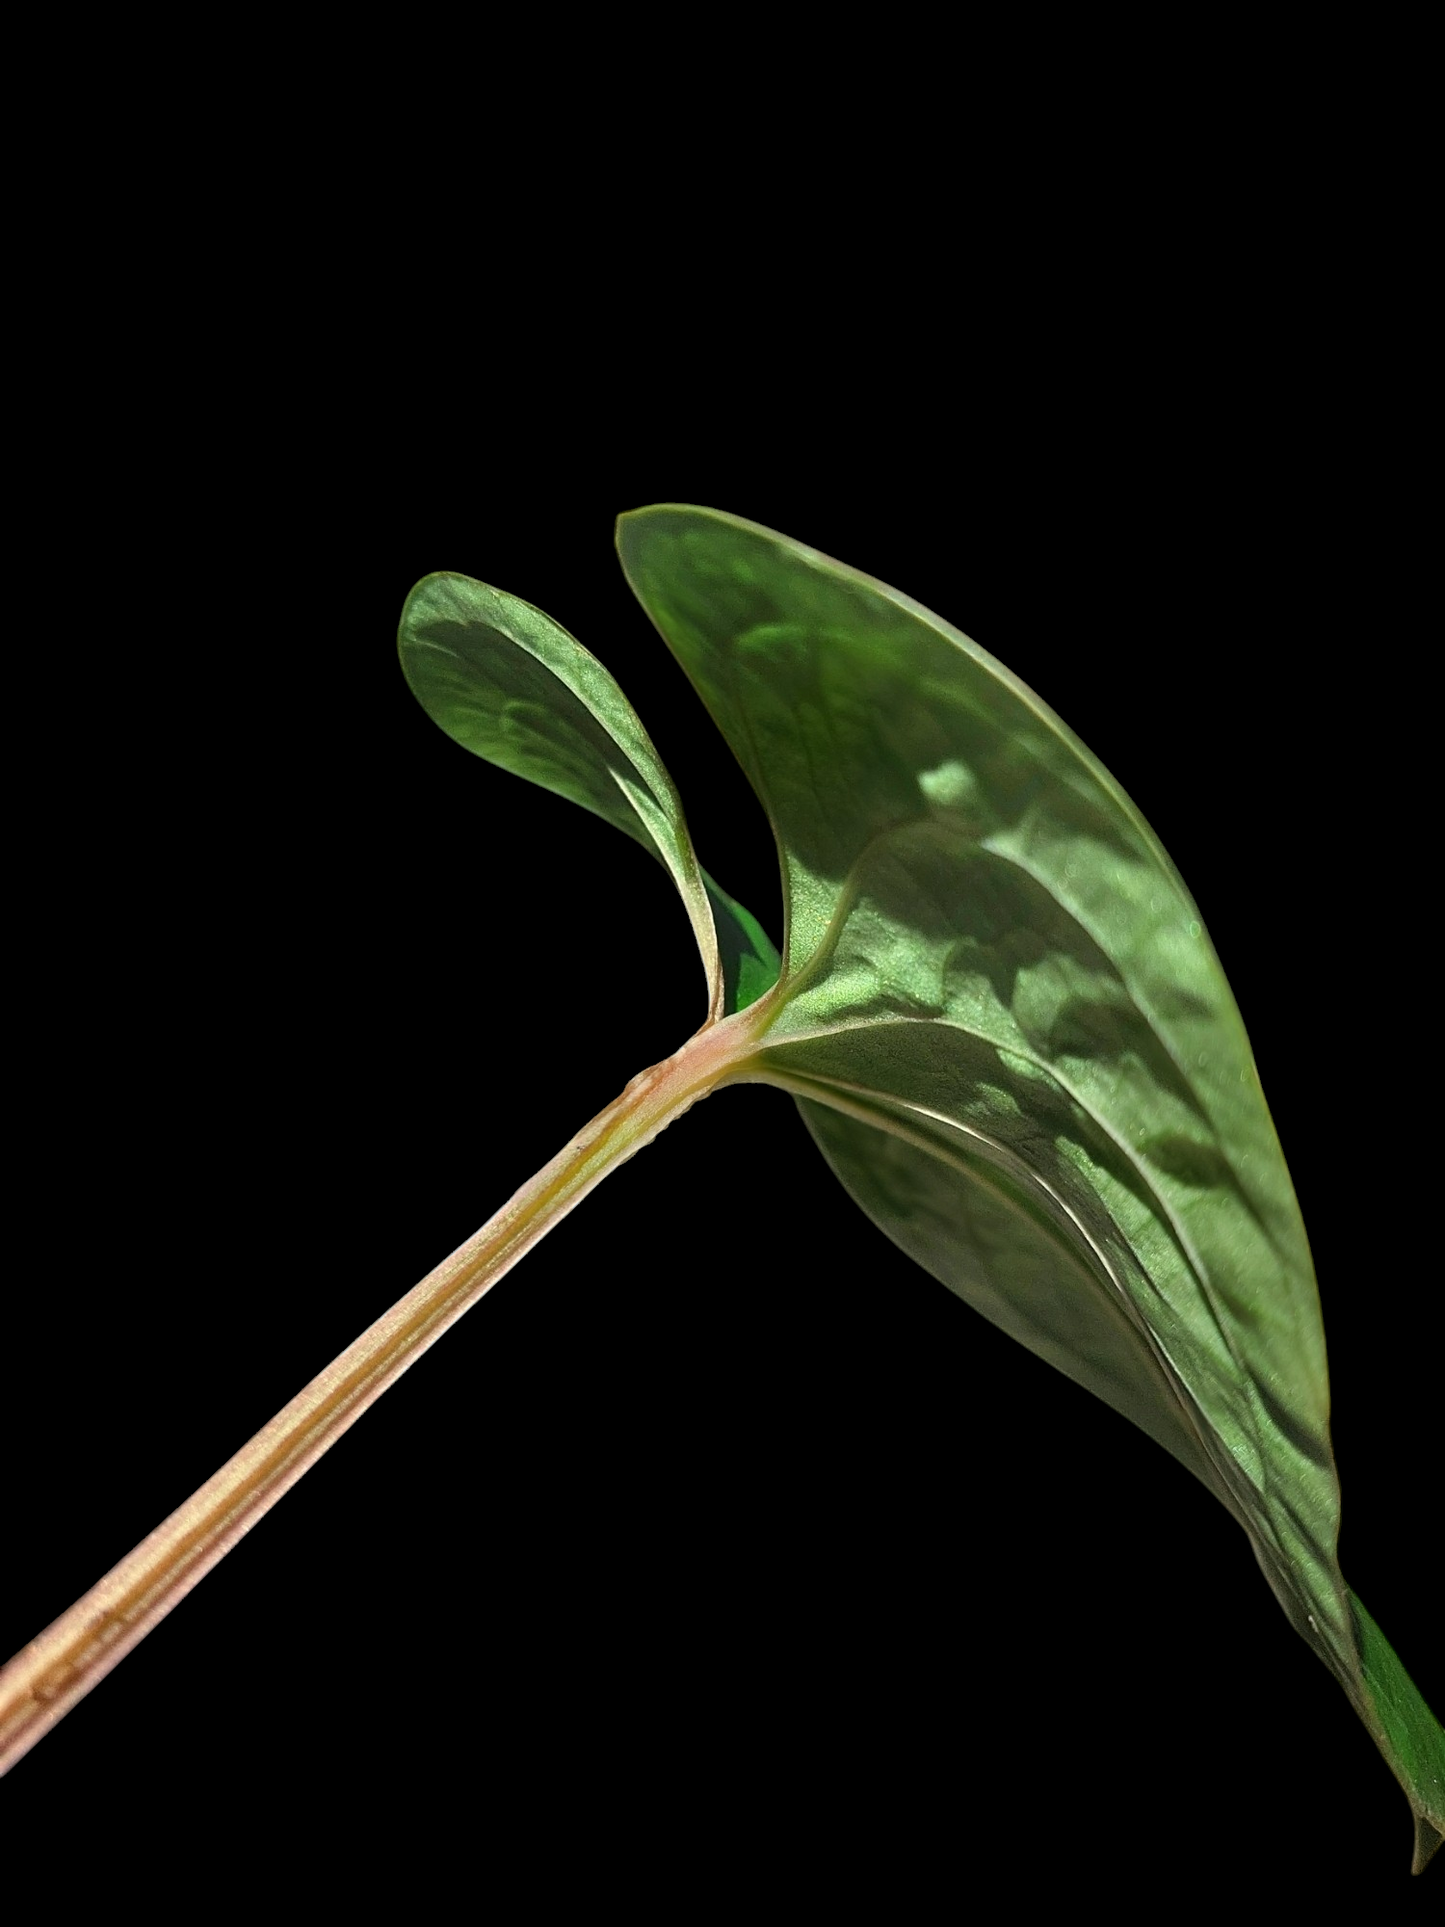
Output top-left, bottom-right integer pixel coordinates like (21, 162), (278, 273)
(5, 223), (1437, 1898)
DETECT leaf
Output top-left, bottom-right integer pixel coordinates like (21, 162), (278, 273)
(615, 503), (1442, 1869)
(397, 570), (779, 1020)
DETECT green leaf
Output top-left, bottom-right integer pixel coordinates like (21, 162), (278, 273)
(616, 503), (1442, 1869)
(701, 867), (782, 1016)
(1351, 1593), (1445, 1876)
(397, 570), (778, 1020)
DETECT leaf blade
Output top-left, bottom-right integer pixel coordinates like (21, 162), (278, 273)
(617, 502), (1440, 1863)
(398, 569), (778, 1019)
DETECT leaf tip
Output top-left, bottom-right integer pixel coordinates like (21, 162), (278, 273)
(1414, 1812), (1442, 1877)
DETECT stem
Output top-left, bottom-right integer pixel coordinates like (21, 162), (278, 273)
(0, 1010), (761, 1777)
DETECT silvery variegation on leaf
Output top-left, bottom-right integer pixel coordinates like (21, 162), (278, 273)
(398, 506), (1442, 1875)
